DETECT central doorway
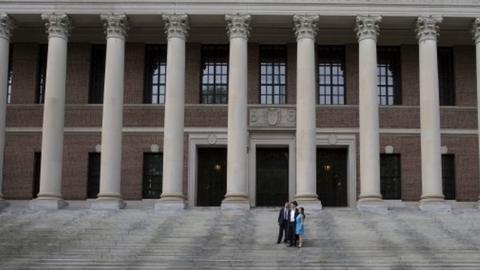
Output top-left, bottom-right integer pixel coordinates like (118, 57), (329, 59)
(256, 147), (289, 206)
(197, 147), (227, 206)
(317, 148), (348, 207)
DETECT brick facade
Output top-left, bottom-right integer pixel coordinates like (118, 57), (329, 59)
(3, 42), (479, 203)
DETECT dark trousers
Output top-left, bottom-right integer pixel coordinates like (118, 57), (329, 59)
(288, 221), (296, 245)
(277, 220), (288, 243)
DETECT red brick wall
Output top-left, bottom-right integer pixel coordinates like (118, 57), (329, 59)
(10, 43), (39, 104)
(66, 43), (90, 104)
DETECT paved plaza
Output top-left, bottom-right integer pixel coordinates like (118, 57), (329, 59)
(1, 202), (480, 269)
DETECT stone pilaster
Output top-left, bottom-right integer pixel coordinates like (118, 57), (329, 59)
(416, 16), (450, 212)
(355, 15), (387, 214)
(292, 15), (322, 211)
(30, 13), (71, 210)
(155, 14), (189, 211)
(92, 14), (129, 210)
(473, 18), (480, 209)
(0, 14), (13, 211)
(221, 14), (251, 210)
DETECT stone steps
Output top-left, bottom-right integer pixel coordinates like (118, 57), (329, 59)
(1, 207), (480, 269)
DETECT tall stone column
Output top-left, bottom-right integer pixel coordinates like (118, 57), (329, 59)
(473, 18), (480, 209)
(221, 14), (251, 210)
(91, 14), (129, 210)
(355, 16), (387, 213)
(0, 14), (13, 211)
(155, 14), (189, 210)
(416, 16), (450, 211)
(30, 13), (71, 210)
(293, 15), (322, 210)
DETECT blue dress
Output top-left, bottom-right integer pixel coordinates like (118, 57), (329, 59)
(295, 214), (304, 236)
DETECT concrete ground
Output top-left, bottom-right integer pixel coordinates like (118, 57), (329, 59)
(1, 201), (480, 269)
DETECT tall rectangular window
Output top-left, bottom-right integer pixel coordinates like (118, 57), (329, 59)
(377, 46), (401, 105)
(7, 46), (12, 104)
(201, 45), (228, 104)
(36, 44), (48, 104)
(318, 46), (346, 105)
(259, 45), (287, 104)
(144, 45), (167, 104)
(442, 154), (455, 200)
(438, 47), (455, 106)
(33, 152), (41, 198)
(143, 153), (163, 199)
(380, 154), (401, 200)
(87, 153), (101, 199)
(89, 44), (106, 104)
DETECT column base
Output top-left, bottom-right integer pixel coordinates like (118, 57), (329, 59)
(221, 194), (250, 210)
(0, 199), (9, 211)
(357, 198), (388, 214)
(91, 197), (126, 210)
(30, 198), (68, 210)
(294, 194), (323, 211)
(155, 196), (186, 211)
(419, 198), (451, 212)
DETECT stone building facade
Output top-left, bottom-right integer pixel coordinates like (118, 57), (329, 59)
(0, 0), (479, 211)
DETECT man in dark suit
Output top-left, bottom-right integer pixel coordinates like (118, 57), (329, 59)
(277, 202), (290, 244)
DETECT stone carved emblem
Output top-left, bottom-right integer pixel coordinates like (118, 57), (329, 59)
(249, 108), (296, 128)
(267, 108), (280, 126)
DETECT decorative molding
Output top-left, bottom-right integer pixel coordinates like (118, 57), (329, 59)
(41, 13), (71, 39)
(0, 13), (14, 40)
(225, 13), (251, 40)
(385, 145), (394, 154)
(355, 15), (382, 42)
(473, 18), (480, 44)
(441, 145), (448, 154)
(293, 14), (319, 40)
(249, 107), (296, 128)
(416, 15), (443, 43)
(100, 13), (129, 39)
(163, 14), (189, 40)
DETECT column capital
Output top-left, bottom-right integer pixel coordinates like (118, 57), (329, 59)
(355, 15), (382, 42)
(416, 15), (443, 43)
(473, 18), (480, 44)
(225, 13), (251, 40)
(41, 13), (71, 40)
(0, 14), (14, 41)
(100, 13), (129, 39)
(293, 15), (319, 41)
(163, 14), (189, 40)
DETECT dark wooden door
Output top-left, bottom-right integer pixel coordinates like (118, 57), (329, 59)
(197, 148), (227, 206)
(87, 153), (101, 199)
(143, 153), (163, 199)
(316, 148), (348, 207)
(256, 148), (289, 206)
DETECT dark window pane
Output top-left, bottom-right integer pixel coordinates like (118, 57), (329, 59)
(144, 45), (167, 104)
(201, 45), (229, 104)
(87, 153), (101, 199)
(442, 154), (455, 200)
(143, 153), (163, 199)
(438, 47), (455, 106)
(89, 44), (106, 104)
(377, 46), (401, 105)
(36, 44), (48, 104)
(380, 154), (401, 200)
(318, 46), (346, 105)
(33, 152), (41, 198)
(259, 45), (287, 104)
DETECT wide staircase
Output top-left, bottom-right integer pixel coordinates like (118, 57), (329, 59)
(1, 204), (480, 269)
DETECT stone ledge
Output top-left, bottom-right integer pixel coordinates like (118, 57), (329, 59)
(90, 199), (126, 210)
(30, 199), (68, 210)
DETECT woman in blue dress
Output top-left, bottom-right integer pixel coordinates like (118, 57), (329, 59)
(295, 207), (305, 248)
